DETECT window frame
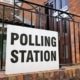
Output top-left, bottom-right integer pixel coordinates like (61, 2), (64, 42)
(55, 0), (68, 9)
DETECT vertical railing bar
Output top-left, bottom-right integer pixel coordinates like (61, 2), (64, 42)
(64, 19), (66, 64)
(69, 21), (72, 63)
(78, 22), (80, 61)
(73, 20), (76, 63)
(31, 12), (33, 27)
(52, 12), (54, 30)
(38, 7), (41, 28)
(22, 9), (24, 26)
(47, 6), (49, 29)
(62, 19), (65, 64)
(57, 11), (60, 64)
(51, 10), (54, 30)
(52, 9), (54, 30)
(13, 0), (16, 24)
(59, 19), (63, 67)
(1, 5), (5, 70)
(57, 11), (59, 32)
(47, 8), (49, 30)
(45, 12), (47, 30)
(52, 9), (55, 31)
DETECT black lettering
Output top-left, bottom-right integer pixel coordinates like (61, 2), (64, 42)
(26, 50), (34, 62)
(51, 37), (56, 47)
(19, 50), (26, 62)
(11, 50), (18, 63)
(40, 51), (43, 61)
(11, 33), (19, 45)
(34, 50), (39, 62)
(44, 51), (50, 61)
(20, 34), (28, 45)
(45, 36), (50, 46)
(35, 35), (40, 46)
(51, 51), (56, 61)
(41, 36), (44, 46)
(29, 35), (34, 46)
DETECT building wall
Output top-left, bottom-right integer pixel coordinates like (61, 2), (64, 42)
(0, 65), (80, 80)
(20, 0), (47, 26)
(19, 0), (80, 64)
(68, 0), (80, 21)
(68, 0), (80, 16)
(68, 0), (80, 64)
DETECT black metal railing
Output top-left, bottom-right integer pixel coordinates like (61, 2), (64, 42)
(0, 0), (80, 71)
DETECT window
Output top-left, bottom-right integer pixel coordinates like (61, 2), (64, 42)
(62, 0), (67, 8)
(47, 0), (68, 18)
(56, 0), (68, 9)
(56, 0), (60, 9)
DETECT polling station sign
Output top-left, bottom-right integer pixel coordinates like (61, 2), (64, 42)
(5, 25), (59, 74)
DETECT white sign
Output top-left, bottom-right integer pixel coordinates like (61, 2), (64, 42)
(5, 25), (59, 74)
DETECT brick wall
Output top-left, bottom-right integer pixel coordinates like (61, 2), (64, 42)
(20, 0), (47, 25)
(0, 65), (80, 80)
(68, 0), (80, 16)
(68, 0), (80, 21)
(68, 0), (80, 64)
(70, 22), (80, 64)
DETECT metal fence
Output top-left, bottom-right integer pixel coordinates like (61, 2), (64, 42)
(0, 0), (80, 71)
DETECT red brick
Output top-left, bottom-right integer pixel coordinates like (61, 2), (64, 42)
(8, 75), (17, 80)
(75, 68), (80, 77)
(32, 73), (37, 80)
(54, 71), (60, 80)
(59, 71), (65, 80)
(37, 72), (44, 80)
(43, 72), (50, 80)
(49, 71), (54, 80)
(17, 74), (23, 80)
(23, 74), (33, 80)
(72, 69), (76, 77)
(0, 77), (8, 80)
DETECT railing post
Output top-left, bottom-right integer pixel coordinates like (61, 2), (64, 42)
(1, 5), (5, 70)
(13, 0), (15, 24)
